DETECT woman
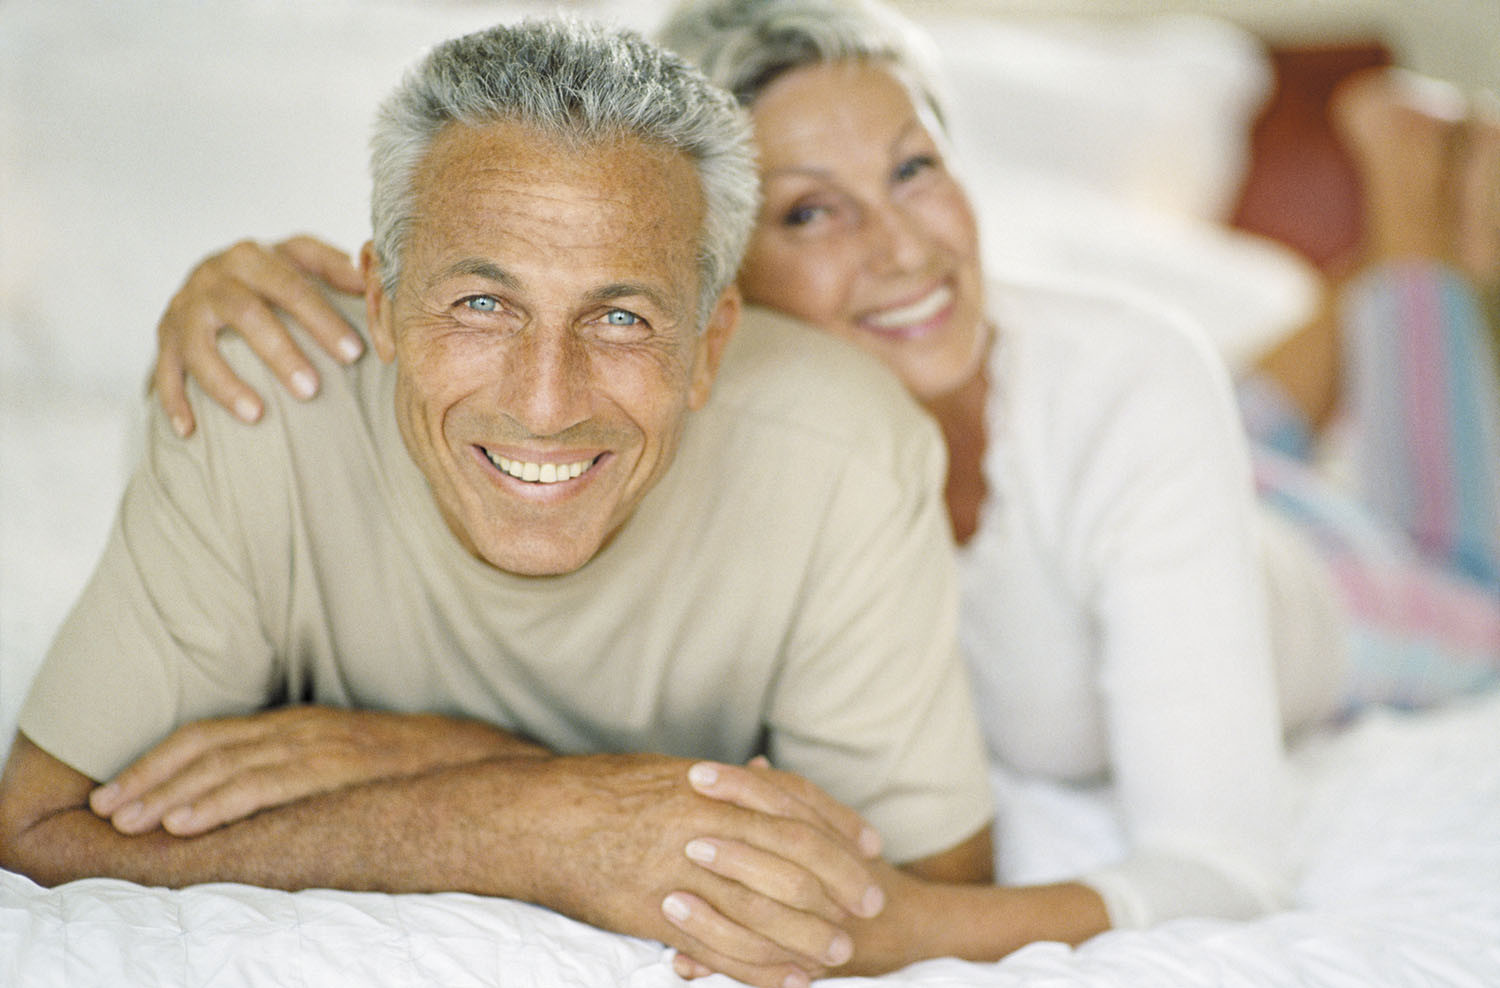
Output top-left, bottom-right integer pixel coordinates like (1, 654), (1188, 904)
(145, 0), (1500, 963)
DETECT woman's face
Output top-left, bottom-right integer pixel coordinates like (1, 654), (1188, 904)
(739, 60), (987, 401)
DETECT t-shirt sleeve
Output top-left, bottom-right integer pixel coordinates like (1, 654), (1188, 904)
(18, 397), (282, 782)
(766, 412), (994, 865)
(1062, 312), (1292, 925)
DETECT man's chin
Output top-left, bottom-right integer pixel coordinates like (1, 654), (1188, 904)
(473, 531), (611, 578)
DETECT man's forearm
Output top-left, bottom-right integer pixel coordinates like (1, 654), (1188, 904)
(87, 706), (549, 837)
(2, 733), (883, 988)
(4, 733), (557, 896)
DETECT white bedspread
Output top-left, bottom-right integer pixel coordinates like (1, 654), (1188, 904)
(5, 691), (1499, 986)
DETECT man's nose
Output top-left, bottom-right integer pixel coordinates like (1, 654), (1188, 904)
(501, 326), (591, 437)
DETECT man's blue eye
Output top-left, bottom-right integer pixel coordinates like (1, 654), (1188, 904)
(465, 296), (498, 312)
(605, 309), (640, 326)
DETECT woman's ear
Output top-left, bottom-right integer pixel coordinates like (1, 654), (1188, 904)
(688, 284), (742, 410)
(361, 242), (396, 364)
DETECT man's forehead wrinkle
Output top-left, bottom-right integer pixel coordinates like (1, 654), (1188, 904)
(404, 118), (704, 311)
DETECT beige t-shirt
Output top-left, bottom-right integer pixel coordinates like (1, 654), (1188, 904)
(21, 303), (992, 864)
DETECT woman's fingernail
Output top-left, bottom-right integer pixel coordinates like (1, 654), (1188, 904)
(163, 806), (194, 832)
(662, 893), (692, 923)
(234, 397), (262, 423)
(782, 971), (809, 988)
(684, 839), (716, 864)
(825, 931), (853, 966)
(170, 415), (191, 438)
(291, 370), (317, 399)
(687, 763), (718, 789)
(339, 336), (364, 362)
(859, 825), (883, 858)
(861, 884), (885, 918)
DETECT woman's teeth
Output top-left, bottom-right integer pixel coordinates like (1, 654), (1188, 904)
(865, 284), (952, 329)
(484, 450), (593, 484)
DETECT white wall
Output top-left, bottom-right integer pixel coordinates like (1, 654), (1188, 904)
(897, 0), (1500, 93)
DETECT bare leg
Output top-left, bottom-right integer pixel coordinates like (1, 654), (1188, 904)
(1454, 90), (1500, 291)
(1249, 68), (1467, 433)
(1335, 69), (1466, 265)
(1244, 68), (1500, 583)
(1455, 91), (1500, 367)
(1249, 71), (1500, 714)
(1332, 70), (1500, 586)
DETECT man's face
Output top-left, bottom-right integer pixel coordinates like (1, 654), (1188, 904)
(366, 119), (737, 576)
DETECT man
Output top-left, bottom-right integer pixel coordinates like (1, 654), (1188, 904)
(0, 18), (993, 987)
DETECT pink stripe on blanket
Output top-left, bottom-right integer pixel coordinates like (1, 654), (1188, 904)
(1397, 274), (1457, 561)
(1327, 552), (1500, 656)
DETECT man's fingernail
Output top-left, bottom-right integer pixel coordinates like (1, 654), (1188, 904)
(662, 893), (692, 923)
(291, 370), (317, 400)
(90, 783), (119, 812)
(782, 971), (809, 988)
(684, 839), (716, 864)
(687, 763), (718, 789)
(234, 397), (262, 423)
(861, 884), (885, 918)
(339, 336), (364, 362)
(825, 931), (853, 966)
(163, 806), (194, 832)
(114, 801), (147, 832)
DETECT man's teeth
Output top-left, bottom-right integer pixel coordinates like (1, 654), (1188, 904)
(865, 285), (952, 329)
(484, 450), (593, 484)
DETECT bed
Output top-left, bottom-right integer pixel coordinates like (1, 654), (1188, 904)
(6, 692), (1500, 986)
(3, 1), (1497, 984)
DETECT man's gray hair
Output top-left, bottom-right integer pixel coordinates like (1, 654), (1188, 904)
(656, 0), (948, 121)
(369, 18), (758, 326)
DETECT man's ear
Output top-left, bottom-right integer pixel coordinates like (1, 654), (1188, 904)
(688, 284), (741, 411)
(361, 241), (397, 364)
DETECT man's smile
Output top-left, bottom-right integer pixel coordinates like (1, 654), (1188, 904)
(479, 447), (602, 485)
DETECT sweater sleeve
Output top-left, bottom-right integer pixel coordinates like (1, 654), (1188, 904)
(1052, 294), (1293, 926)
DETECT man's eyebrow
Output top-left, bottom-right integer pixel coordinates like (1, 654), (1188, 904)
(431, 263), (673, 309)
(588, 282), (677, 312)
(433, 258), (522, 289)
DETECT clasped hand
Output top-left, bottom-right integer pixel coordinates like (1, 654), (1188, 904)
(87, 708), (887, 987)
(88, 705), (542, 836)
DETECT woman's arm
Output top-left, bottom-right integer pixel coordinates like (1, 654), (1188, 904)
(1064, 301), (1291, 927)
(153, 235), (365, 437)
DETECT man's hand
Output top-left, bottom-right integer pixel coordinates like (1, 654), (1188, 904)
(6, 734), (895, 988)
(88, 706), (543, 837)
(153, 235), (364, 437)
(672, 759), (1004, 979)
(528, 754), (886, 988)
(655, 758), (883, 985)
